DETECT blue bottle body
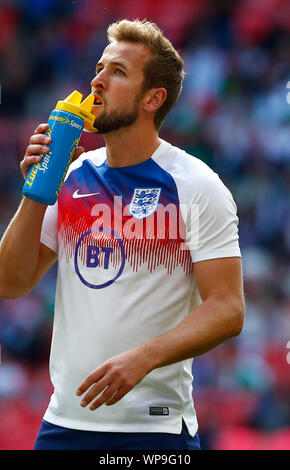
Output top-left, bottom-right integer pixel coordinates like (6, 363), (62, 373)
(22, 109), (84, 205)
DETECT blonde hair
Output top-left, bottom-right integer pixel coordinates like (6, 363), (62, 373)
(107, 19), (185, 130)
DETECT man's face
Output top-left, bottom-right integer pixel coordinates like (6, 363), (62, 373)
(91, 41), (152, 134)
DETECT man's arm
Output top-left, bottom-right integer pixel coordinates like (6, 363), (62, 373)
(144, 256), (244, 365)
(0, 197), (57, 298)
(0, 123), (57, 298)
(76, 256), (245, 410)
(0, 122), (84, 298)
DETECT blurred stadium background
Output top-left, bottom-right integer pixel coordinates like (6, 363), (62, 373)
(0, 0), (290, 450)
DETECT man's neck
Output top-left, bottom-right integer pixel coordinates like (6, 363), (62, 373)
(103, 122), (161, 168)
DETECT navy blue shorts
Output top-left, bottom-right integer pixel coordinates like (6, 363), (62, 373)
(34, 419), (201, 450)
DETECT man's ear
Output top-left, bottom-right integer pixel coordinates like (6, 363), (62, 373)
(143, 88), (167, 113)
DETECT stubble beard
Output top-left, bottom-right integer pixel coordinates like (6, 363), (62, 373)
(93, 97), (141, 134)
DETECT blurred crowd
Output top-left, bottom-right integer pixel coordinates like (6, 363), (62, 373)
(0, 0), (289, 450)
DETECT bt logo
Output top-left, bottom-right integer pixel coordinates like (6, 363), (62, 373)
(86, 245), (113, 269)
(74, 228), (125, 289)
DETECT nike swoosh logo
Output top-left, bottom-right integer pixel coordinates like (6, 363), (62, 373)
(72, 189), (100, 199)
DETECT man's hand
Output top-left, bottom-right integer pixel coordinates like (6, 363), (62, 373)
(20, 123), (85, 179)
(76, 348), (152, 410)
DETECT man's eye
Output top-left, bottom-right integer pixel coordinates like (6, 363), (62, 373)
(115, 68), (125, 76)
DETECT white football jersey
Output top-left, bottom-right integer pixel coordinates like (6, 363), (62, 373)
(40, 139), (241, 435)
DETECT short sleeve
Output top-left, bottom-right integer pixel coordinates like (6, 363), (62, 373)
(186, 174), (241, 263)
(40, 201), (58, 254)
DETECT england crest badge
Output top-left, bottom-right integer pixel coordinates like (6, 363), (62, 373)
(129, 188), (161, 219)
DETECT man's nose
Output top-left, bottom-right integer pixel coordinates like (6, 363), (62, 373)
(91, 72), (107, 91)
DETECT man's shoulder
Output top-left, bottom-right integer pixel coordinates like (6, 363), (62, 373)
(156, 139), (234, 205)
(155, 139), (218, 185)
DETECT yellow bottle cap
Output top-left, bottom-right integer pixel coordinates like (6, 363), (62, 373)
(55, 90), (98, 132)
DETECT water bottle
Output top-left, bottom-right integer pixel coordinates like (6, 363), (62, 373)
(22, 90), (97, 205)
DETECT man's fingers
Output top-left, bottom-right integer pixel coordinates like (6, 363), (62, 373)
(76, 368), (105, 396)
(30, 134), (51, 145)
(80, 376), (110, 407)
(105, 386), (128, 406)
(21, 155), (41, 167)
(21, 126), (51, 180)
(20, 155), (42, 179)
(26, 144), (50, 156)
(22, 124), (83, 181)
(33, 123), (49, 134)
(76, 352), (145, 411)
(88, 384), (117, 410)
